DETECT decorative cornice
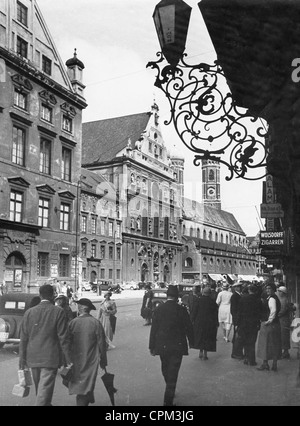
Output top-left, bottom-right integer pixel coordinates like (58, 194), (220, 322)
(58, 191), (76, 200)
(37, 125), (57, 139)
(59, 135), (76, 147)
(11, 73), (33, 91)
(39, 90), (57, 106)
(36, 184), (56, 195)
(0, 47), (87, 110)
(8, 177), (30, 188)
(60, 102), (77, 118)
(10, 111), (33, 127)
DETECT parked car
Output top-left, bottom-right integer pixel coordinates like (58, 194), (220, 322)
(151, 288), (168, 310)
(0, 292), (41, 348)
(80, 281), (92, 292)
(122, 281), (139, 290)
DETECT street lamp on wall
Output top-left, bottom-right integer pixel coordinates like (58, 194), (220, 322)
(148, 0), (268, 181)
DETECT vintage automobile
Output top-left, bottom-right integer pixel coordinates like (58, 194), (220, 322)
(151, 288), (168, 310)
(0, 292), (41, 348)
(80, 281), (92, 292)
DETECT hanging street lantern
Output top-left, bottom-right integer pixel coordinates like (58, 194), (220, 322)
(153, 0), (192, 68)
(148, 0), (268, 181)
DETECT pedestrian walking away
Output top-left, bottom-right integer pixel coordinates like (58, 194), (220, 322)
(149, 285), (194, 407)
(141, 283), (153, 326)
(237, 284), (262, 366)
(19, 284), (72, 406)
(257, 282), (282, 372)
(191, 286), (219, 361)
(98, 292), (117, 349)
(216, 282), (233, 343)
(231, 282), (244, 360)
(55, 294), (75, 323)
(68, 298), (107, 406)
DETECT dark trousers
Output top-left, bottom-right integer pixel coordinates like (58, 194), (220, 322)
(241, 328), (259, 365)
(232, 325), (244, 358)
(160, 353), (183, 406)
(31, 367), (57, 406)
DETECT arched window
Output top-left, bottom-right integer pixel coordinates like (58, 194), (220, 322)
(221, 233), (224, 243)
(203, 229), (207, 240)
(209, 169), (215, 181)
(209, 231), (212, 241)
(197, 228), (200, 238)
(190, 227), (194, 237)
(226, 235), (229, 244)
(215, 232), (218, 242)
(203, 257), (207, 265)
(164, 217), (169, 240)
(185, 257), (193, 268)
(183, 224), (186, 235)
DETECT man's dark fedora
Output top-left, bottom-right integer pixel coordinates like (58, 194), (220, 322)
(167, 285), (179, 298)
(75, 298), (96, 310)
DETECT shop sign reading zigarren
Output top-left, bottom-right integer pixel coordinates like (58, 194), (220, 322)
(259, 231), (285, 247)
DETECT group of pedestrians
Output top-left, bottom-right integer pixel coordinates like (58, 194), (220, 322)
(18, 284), (110, 406)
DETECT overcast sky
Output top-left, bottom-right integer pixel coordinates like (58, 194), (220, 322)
(39, 0), (265, 237)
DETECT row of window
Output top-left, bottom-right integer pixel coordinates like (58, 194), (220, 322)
(12, 124), (72, 181)
(14, 88), (73, 133)
(16, 2), (53, 75)
(82, 268), (121, 281)
(183, 226), (246, 246)
(81, 243), (121, 260)
(184, 257), (257, 268)
(81, 216), (121, 238)
(38, 252), (70, 277)
(10, 189), (73, 231)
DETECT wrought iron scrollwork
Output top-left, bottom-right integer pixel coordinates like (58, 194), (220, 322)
(147, 53), (268, 181)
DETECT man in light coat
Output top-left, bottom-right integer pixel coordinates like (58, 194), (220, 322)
(68, 298), (107, 406)
(19, 284), (72, 406)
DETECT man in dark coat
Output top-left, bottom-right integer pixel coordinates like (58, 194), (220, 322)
(190, 287), (219, 360)
(68, 298), (107, 406)
(231, 282), (244, 359)
(141, 283), (153, 325)
(237, 284), (262, 366)
(149, 285), (194, 406)
(19, 284), (72, 406)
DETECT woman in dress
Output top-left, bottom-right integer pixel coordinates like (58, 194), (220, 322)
(97, 292), (117, 349)
(277, 286), (292, 359)
(216, 282), (233, 342)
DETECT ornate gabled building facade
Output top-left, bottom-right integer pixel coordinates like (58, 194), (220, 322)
(0, 0), (87, 292)
(82, 103), (183, 285)
(182, 160), (258, 285)
(79, 168), (122, 286)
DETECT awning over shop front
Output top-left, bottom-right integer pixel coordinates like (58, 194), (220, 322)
(208, 274), (224, 282)
(227, 274), (238, 281)
(238, 275), (258, 282)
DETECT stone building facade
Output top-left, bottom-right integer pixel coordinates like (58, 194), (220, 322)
(82, 103), (183, 285)
(0, 0), (86, 292)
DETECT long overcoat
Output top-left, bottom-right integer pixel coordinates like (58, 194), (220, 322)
(68, 314), (107, 396)
(191, 295), (219, 352)
(149, 300), (194, 356)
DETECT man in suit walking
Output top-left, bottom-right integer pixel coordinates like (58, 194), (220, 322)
(19, 284), (72, 406)
(149, 285), (194, 406)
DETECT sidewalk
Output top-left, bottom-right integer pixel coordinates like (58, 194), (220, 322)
(78, 289), (145, 303)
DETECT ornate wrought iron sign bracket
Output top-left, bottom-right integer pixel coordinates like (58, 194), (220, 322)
(147, 53), (268, 181)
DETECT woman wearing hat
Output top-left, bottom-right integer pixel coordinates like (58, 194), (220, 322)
(216, 282), (233, 342)
(97, 292), (117, 349)
(277, 286), (291, 359)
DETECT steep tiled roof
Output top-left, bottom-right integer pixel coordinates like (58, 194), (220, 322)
(82, 112), (151, 165)
(183, 197), (245, 235)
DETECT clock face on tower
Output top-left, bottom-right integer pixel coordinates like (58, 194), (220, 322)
(207, 187), (216, 198)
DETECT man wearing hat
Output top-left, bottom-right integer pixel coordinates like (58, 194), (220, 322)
(55, 294), (74, 323)
(230, 282), (244, 360)
(149, 286), (194, 406)
(68, 298), (107, 406)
